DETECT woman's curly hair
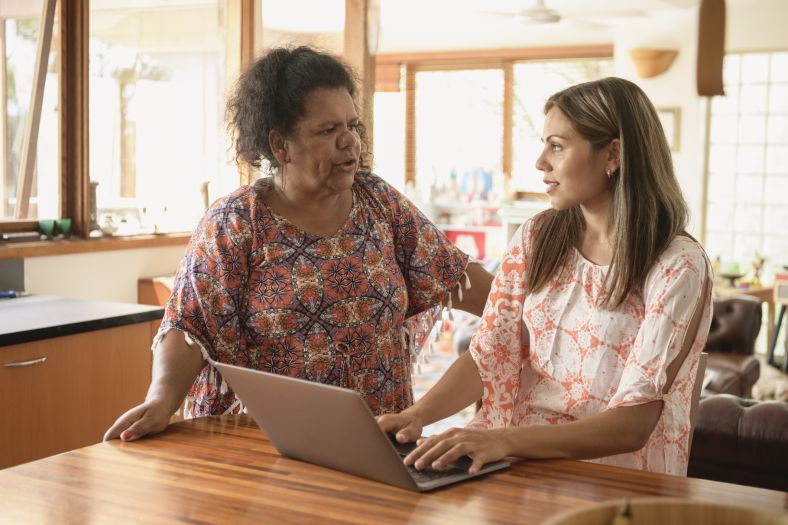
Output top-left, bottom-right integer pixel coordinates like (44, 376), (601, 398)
(226, 46), (370, 174)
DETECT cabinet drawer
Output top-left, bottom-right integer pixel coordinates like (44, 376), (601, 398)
(0, 321), (153, 468)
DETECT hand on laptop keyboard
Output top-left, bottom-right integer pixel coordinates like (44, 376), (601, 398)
(389, 433), (474, 473)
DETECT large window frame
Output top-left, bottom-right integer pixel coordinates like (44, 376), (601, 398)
(2, 4), (607, 259)
(701, 50), (788, 267)
(374, 45), (613, 194)
(0, 0), (257, 258)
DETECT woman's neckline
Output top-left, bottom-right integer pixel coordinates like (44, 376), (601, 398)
(573, 247), (610, 269)
(255, 177), (357, 239)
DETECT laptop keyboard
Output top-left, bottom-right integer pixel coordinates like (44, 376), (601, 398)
(407, 463), (466, 482)
(389, 435), (472, 483)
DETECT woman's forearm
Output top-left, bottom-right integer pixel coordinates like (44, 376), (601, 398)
(500, 400), (663, 460)
(408, 351), (483, 425)
(146, 330), (206, 413)
(451, 262), (493, 317)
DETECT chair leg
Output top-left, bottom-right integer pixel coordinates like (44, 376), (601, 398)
(767, 305), (786, 371)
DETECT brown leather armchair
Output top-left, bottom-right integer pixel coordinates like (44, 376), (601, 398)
(689, 394), (788, 492)
(703, 296), (762, 398)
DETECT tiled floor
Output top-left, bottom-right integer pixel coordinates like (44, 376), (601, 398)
(412, 343), (475, 436)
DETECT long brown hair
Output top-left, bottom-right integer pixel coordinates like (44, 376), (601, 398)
(526, 77), (689, 308)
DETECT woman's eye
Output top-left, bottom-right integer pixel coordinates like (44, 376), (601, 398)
(550, 143), (562, 152)
(322, 127), (335, 135)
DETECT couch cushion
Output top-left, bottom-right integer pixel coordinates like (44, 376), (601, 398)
(689, 394), (788, 492)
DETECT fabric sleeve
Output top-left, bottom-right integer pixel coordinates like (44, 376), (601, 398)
(467, 220), (533, 429)
(155, 194), (253, 363)
(366, 175), (469, 317)
(607, 243), (711, 409)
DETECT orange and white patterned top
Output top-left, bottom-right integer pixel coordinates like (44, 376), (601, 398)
(468, 218), (712, 475)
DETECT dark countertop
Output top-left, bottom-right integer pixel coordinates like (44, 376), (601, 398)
(0, 295), (164, 347)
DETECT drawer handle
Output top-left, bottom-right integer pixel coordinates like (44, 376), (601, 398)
(4, 357), (47, 368)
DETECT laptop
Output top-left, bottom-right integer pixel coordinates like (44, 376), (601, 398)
(212, 361), (510, 491)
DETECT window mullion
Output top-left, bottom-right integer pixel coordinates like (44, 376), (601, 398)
(0, 19), (8, 218)
(60, 0), (90, 238)
(502, 60), (513, 193)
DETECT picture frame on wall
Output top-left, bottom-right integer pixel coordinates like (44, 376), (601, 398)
(656, 106), (681, 152)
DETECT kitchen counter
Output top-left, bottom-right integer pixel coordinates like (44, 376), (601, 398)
(0, 295), (164, 347)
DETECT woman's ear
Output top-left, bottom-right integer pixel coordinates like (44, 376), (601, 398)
(607, 138), (621, 173)
(269, 130), (289, 166)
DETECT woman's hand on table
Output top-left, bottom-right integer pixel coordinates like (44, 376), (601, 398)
(103, 330), (204, 443)
(103, 399), (173, 442)
(405, 427), (510, 475)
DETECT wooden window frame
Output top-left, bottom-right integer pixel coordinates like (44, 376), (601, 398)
(1, 4), (608, 258)
(376, 45), (614, 189)
(0, 0), (255, 258)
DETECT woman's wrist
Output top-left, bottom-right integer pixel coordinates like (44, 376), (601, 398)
(402, 403), (429, 428)
(145, 384), (185, 414)
(493, 427), (518, 458)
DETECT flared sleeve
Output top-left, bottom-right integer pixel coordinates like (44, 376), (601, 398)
(607, 242), (711, 409)
(468, 221), (533, 428)
(364, 176), (469, 316)
(154, 189), (255, 365)
(361, 174), (470, 364)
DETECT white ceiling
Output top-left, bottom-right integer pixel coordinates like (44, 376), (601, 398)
(377, 0), (700, 52)
(2, 0), (722, 55)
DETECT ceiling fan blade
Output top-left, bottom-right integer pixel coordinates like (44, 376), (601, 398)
(480, 8), (561, 24)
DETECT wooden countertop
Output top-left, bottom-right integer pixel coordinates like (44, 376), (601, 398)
(0, 295), (164, 347)
(0, 415), (784, 524)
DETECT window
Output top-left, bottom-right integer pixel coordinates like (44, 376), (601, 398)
(372, 90), (406, 191)
(371, 53), (613, 204)
(88, 0), (235, 235)
(511, 59), (613, 195)
(414, 69), (504, 202)
(1, 3), (60, 221)
(704, 52), (788, 271)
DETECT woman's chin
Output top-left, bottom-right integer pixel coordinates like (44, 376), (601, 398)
(548, 195), (572, 211)
(321, 172), (356, 194)
(336, 170), (357, 187)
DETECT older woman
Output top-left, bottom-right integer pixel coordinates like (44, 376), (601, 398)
(105, 46), (492, 442)
(379, 77), (713, 476)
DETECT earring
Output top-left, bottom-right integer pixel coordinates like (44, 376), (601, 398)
(280, 165), (287, 192)
(606, 169), (612, 178)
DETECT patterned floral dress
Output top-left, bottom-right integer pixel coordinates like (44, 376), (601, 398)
(468, 217), (712, 475)
(157, 173), (469, 417)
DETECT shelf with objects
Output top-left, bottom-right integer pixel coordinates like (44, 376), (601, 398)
(415, 167), (551, 265)
(433, 207), (503, 264)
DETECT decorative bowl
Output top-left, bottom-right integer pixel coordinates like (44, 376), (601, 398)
(542, 497), (786, 525)
(717, 272), (745, 287)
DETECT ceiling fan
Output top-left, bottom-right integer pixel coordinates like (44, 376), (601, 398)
(481, 0), (650, 26)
